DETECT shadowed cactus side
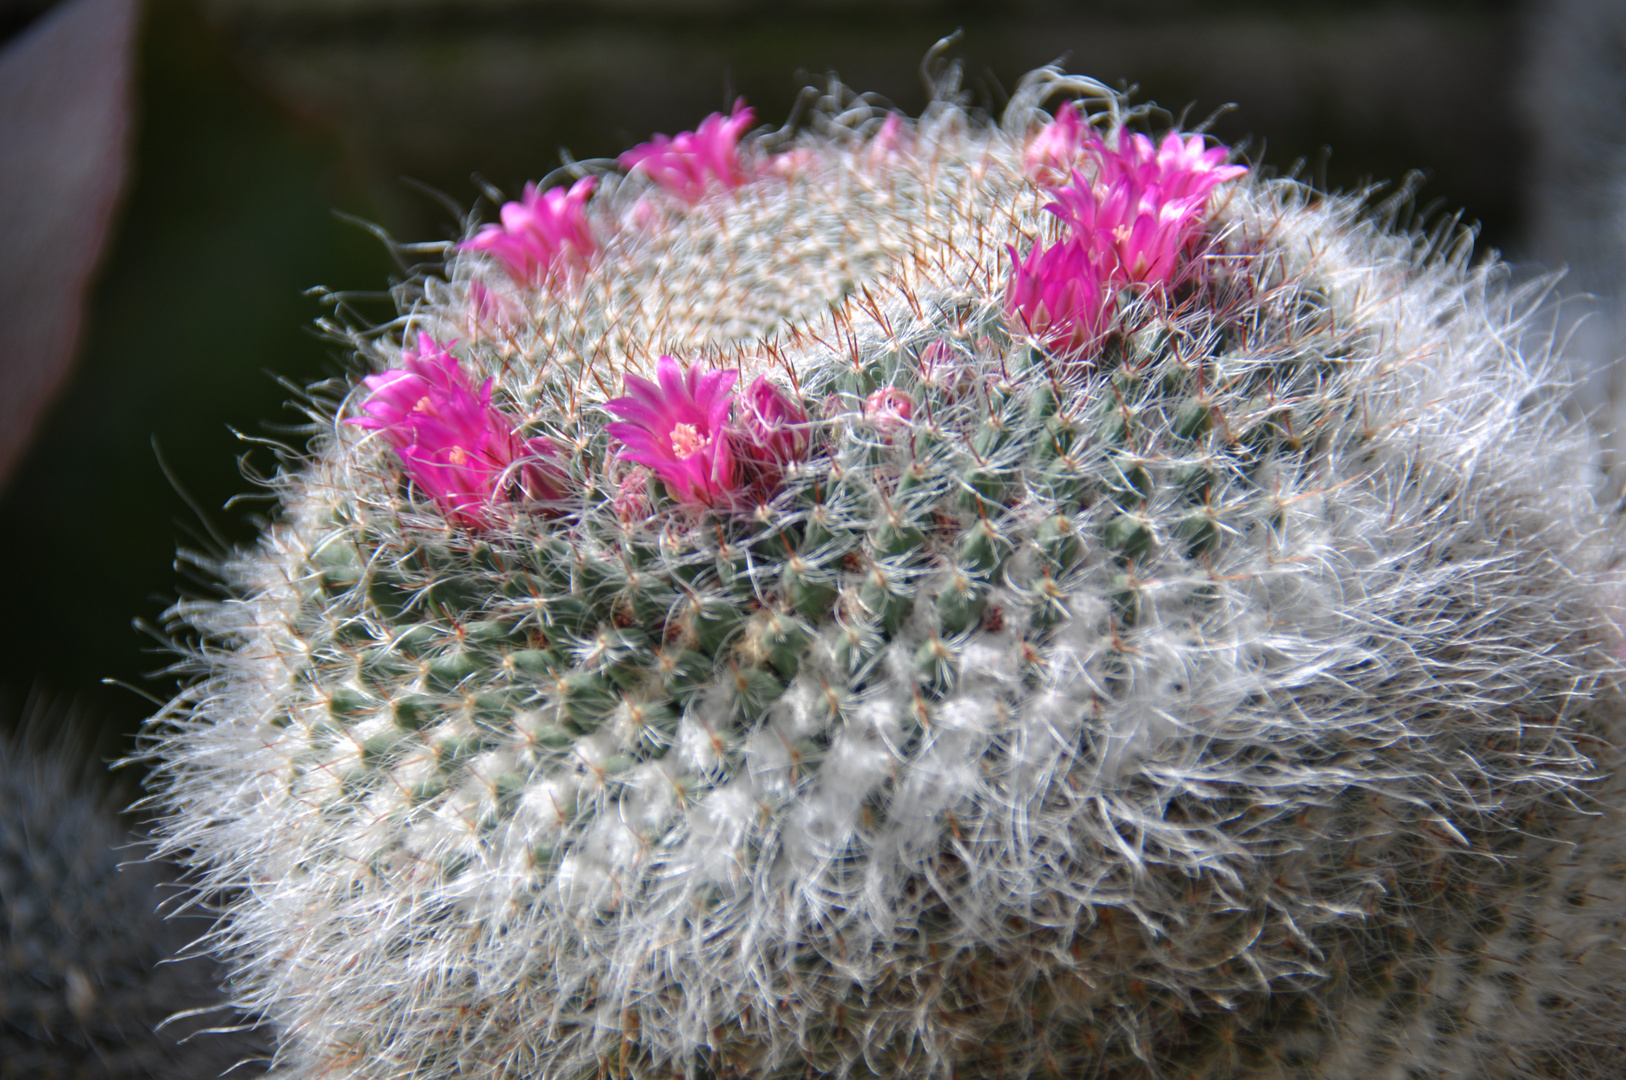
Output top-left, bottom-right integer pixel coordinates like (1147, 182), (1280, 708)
(1, 712), (262, 1079)
(144, 63), (1626, 1080)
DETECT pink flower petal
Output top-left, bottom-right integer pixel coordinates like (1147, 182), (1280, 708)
(1025, 101), (1092, 186)
(619, 101), (756, 203)
(461, 176), (597, 288)
(738, 375), (810, 472)
(347, 336), (572, 526)
(1005, 238), (1116, 355)
(604, 356), (745, 508)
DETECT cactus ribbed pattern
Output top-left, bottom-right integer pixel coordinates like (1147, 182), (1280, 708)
(145, 68), (1626, 1079)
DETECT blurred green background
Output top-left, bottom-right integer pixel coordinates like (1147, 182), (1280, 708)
(0, 0), (1524, 750)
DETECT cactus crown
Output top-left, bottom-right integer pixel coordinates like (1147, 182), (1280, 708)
(144, 64), (1626, 1080)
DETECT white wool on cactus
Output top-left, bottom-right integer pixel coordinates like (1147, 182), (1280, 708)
(142, 62), (1626, 1080)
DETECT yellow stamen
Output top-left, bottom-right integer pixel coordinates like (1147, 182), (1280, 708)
(670, 423), (706, 457)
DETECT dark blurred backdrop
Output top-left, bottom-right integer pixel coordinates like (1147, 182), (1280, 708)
(0, 0), (1528, 751)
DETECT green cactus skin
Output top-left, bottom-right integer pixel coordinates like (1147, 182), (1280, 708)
(1, 720), (263, 1079)
(144, 68), (1626, 1079)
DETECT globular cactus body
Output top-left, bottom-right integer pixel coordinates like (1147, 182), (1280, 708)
(146, 67), (1626, 1079)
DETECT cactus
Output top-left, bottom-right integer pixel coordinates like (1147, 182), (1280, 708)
(1, 710), (263, 1078)
(144, 63), (1626, 1080)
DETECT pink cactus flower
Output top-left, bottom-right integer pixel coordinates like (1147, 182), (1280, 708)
(863, 387), (914, 441)
(1090, 130), (1248, 205)
(348, 333), (567, 526)
(1045, 172), (1209, 290)
(1024, 101), (1092, 186)
(1024, 123), (1246, 291)
(1045, 130), (1246, 290)
(1004, 126), (1243, 351)
(605, 356), (740, 507)
(737, 376), (810, 467)
(1005, 236), (1116, 355)
(619, 101), (756, 202)
(461, 176), (597, 287)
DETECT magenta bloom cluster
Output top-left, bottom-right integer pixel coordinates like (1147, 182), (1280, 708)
(1046, 130), (1249, 287)
(347, 334), (563, 526)
(618, 101), (756, 202)
(604, 356), (808, 508)
(357, 103), (1243, 529)
(1009, 105), (1247, 352)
